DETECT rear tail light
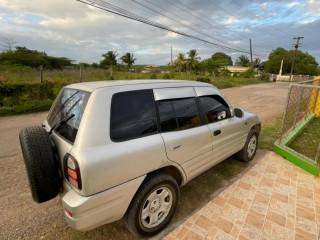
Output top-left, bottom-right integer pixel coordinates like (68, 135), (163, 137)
(65, 208), (72, 217)
(65, 155), (82, 190)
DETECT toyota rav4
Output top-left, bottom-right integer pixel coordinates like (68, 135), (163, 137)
(19, 80), (260, 237)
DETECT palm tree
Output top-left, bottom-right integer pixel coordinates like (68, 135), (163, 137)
(175, 53), (186, 79)
(186, 49), (201, 78)
(121, 52), (136, 71)
(102, 51), (117, 77)
(235, 55), (250, 67)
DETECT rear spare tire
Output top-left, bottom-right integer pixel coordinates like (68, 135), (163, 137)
(19, 126), (61, 203)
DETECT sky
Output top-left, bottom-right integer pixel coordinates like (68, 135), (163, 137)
(0, 0), (319, 66)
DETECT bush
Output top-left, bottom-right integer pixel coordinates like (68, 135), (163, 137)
(162, 73), (171, 79)
(0, 82), (55, 116)
(196, 77), (211, 83)
(240, 68), (254, 78)
(150, 72), (157, 79)
(258, 73), (270, 81)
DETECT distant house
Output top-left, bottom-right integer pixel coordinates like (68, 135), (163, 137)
(141, 64), (160, 73)
(225, 66), (250, 73)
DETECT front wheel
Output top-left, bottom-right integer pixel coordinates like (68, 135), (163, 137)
(236, 129), (258, 162)
(124, 173), (179, 237)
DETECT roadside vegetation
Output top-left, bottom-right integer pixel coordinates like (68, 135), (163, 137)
(0, 47), (271, 116)
(1, 39), (319, 116)
(258, 115), (283, 151)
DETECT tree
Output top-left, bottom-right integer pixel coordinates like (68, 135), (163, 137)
(0, 37), (16, 53)
(235, 55), (250, 67)
(174, 53), (186, 78)
(253, 58), (261, 67)
(186, 49), (200, 72)
(120, 52), (136, 70)
(264, 48), (318, 75)
(0, 46), (72, 69)
(101, 51), (118, 77)
(198, 58), (216, 76)
(264, 48), (291, 74)
(211, 52), (233, 67)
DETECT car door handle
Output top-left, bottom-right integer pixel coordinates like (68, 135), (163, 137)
(213, 130), (221, 136)
(171, 144), (182, 150)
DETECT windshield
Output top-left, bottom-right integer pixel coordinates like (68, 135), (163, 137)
(47, 88), (90, 143)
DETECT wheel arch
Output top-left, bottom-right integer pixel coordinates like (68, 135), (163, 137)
(147, 165), (184, 187)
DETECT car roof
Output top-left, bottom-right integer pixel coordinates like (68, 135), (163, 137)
(66, 79), (216, 92)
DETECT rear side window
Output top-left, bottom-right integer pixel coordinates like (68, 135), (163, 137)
(158, 98), (202, 132)
(199, 95), (231, 123)
(110, 90), (157, 141)
(47, 88), (90, 143)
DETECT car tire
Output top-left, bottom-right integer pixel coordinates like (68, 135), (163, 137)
(124, 172), (179, 237)
(19, 126), (61, 203)
(236, 129), (258, 162)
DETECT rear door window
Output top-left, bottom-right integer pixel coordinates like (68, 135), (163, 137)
(158, 98), (202, 132)
(110, 90), (157, 141)
(47, 88), (90, 143)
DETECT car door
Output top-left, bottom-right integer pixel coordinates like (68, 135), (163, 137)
(195, 87), (247, 165)
(154, 87), (213, 181)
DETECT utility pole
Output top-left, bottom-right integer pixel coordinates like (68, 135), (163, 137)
(249, 39), (253, 63)
(289, 36), (304, 81)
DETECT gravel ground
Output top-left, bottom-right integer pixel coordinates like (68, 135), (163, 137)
(0, 82), (290, 240)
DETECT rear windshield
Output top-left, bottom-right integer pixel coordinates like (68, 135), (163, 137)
(47, 88), (90, 143)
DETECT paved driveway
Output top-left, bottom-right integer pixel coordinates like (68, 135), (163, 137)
(164, 150), (320, 240)
(0, 82), (290, 239)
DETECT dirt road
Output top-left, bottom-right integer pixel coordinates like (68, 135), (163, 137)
(0, 82), (290, 240)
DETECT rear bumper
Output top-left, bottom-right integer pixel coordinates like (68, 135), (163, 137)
(62, 175), (145, 231)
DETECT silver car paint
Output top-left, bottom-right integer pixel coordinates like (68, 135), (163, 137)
(44, 80), (260, 231)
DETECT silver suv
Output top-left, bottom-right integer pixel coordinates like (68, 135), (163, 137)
(19, 80), (260, 237)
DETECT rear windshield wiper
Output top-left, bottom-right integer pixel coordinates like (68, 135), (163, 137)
(49, 114), (75, 135)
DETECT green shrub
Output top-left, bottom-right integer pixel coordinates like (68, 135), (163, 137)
(0, 82), (55, 115)
(196, 77), (211, 83)
(258, 73), (270, 81)
(162, 73), (171, 79)
(240, 68), (254, 78)
(150, 72), (157, 79)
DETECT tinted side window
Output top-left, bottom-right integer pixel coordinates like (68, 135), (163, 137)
(158, 98), (202, 132)
(200, 95), (231, 123)
(110, 90), (157, 141)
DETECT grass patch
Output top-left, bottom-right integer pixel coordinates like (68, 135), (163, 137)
(289, 118), (320, 160)
(259, 115), (283, 150)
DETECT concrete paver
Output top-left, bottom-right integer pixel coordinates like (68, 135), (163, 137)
(165, 150), (320, 240)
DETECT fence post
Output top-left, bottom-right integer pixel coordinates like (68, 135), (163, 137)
(80, 65), (82, 82)
(40, 65), (43, 83)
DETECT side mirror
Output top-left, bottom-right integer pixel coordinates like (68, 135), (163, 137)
(234, 108), (244, 118)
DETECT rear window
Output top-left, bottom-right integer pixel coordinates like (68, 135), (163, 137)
(110, 90), (157, 142)
(47, 88), (90, 143)
(158, 98), (202, 132)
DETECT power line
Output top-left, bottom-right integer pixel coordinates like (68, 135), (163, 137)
(131, 0), (248, 53)
(165, 0), (248, 41)
(76, 0), (266, 57)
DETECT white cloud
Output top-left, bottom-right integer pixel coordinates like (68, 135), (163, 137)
(261, 3), (268, 9)
(0, 0), (319, 64)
